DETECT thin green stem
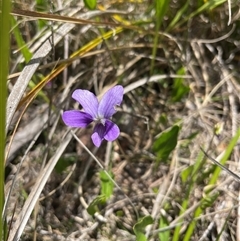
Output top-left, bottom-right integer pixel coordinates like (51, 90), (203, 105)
(0, 0), (11, 239)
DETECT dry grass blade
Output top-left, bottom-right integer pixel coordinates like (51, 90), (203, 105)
(11, 8), (119, 26)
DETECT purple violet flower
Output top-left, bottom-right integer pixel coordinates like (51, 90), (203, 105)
(62, 85), (124, 147)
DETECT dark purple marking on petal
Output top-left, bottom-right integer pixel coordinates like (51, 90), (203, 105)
(72, 89), (98, 118)
(104, 120), (120, 141)
(98, 85), (124, 118)
(91, 123), (105, 147)
(62, 110), (93, 127)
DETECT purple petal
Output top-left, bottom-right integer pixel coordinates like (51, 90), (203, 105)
(72, 89), (98, 118)
(62, 110), (93, 127)
(98, 85), (124, 118)
(104, 120), (120, 141)
(91, 123), (105, 147)
(91, 121), (120, 147)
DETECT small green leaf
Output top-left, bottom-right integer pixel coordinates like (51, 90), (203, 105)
(84, 0), (97, 10)
(180, 132), (199, 147)
(153, 125), (180, 163)
(87, 195), (106, 216)
(159, 113), (168, 126)
(171, 68), (190, 102)
(55, 156), (75, 173)
(100, 170), (114, 199)
(133, 216), (153, 241)
(36, 0), (48, 29)
(181, 165), (194, 183)
(159, 216), (170, 241)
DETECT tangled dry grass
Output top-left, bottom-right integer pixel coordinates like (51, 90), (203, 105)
(5, 0), (240, 240)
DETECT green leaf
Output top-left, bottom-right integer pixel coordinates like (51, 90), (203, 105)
(36, 0), (48, 11)
(158, 113), (168, 126)
(153, 125), (180, 162)
(181, 165), (194, 183)
(55, 156), (75, 173)
(159, 216), (170, 241)
(87, 195), (106, 216)
(171, 68), (190, 102)
(133, 216), (153, 241)
(36, 0), (48, 29)
(100, 170), (114, 199)
(150, 0), (170, 74)
(84, 0), (97, 10)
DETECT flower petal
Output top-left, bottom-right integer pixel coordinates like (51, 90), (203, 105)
(91, 121), (120, 147)
(104, 120), (120, 141)
(72, 89), (98, 118)
(62, 110), (93, 127)
(98, 85), (124, 118)
(91, 123), (105, 147)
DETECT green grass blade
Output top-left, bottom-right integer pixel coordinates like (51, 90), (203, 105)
(158, 215), (170, 241)
(11, 16), (32, 63)
(188, 0), (226, 18)
(183, 206), (202, 241)
(133, 216), (153, 241)
(172, 151), (204, 241)
(175, 0), (226, 29)
(183, 191), (219, 241)
(150, 0), (170, 75)
(167, 0), (189, 31)
(0, 0), (11, 239)
(209, 127), (240, 185)
(183, 128), (240, 240)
